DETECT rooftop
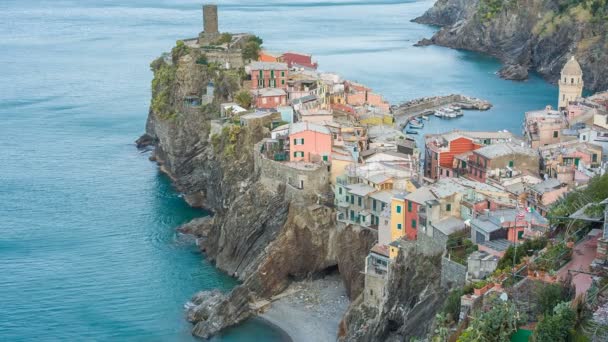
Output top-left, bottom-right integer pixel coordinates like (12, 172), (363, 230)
(432, 217), (466, 236)
(370, 244), (389, 257)
(255, 88), (286, 97)
(366, 173), (393, 185)
(531, 178), (564, 194)
(346, 183), (376, 197)
(474, 142), (538, 159)
(249, 61), (288, 71)
(404, 186), (435, 204)
(241, 110), (277, 120)
(370, 190), (398, 204)
(289, 122), (331, 135)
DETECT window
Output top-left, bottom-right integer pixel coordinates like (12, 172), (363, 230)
(271, 70), (275, 79)
(508, 160), (514, 167)
(381, 203), (385, 211)
(517, 231), (524, 240)
(593, 154), (598, 163)
(358, 196), (362, 206)
(281, 80), (285, 85)
(339, 188), (342, 195)
(350, 195), (354, 205)
(553, 131), (558, 138)
(300, 138), (304, 144)
(262, 98), (267, 104)
(446, 170), (450, 177)
(571, 78), (574, 84)
(322, 155), (328, 162)
(281, 71), (285, 77)
(373, 200), (377, 211)
(397, 223), (402, 230)
(412, 219), (417, 229)
(396, 205), (402, 214)
(483, 159), (487, 168)
(259, 70), (263, 79)
(293, 139), (297, 145)
(446, 204), (451, 212)
(582, 135), (587, 141)
(408, 201), (412, 212)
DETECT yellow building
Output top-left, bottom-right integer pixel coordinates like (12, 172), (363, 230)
(558, 56), (584, 109)
(390, 195), (406, 243)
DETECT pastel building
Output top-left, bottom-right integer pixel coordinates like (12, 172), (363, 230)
(253, 88), (287, 109)
(289, 122), (332, 163)
(249, 62), (289, 90)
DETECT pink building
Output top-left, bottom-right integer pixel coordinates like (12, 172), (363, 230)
(249, 62), (289, 90)
(566, 104), (586, 122)
(289, 122), (332, 163)
(253, 88), (287, 109)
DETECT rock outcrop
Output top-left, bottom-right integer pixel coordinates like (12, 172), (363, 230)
(339, 246), (448, 341)
(139, 44), (376, 338)
(415, 0), (608, 91)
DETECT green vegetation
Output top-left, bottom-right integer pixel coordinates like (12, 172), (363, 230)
(534, 241), (571, 272)
(496, 238), (548, 270)
(458, 298), (525, 342)
(478, 0), (508, 21)
(242, 35), (263, 61)
(537, 282), (574, 315)
(150, 60), (177, 120)
(550, 174), (608, 232)
(171, 40), (190, 64)
(196, 54), (208, 65)
(212, 33), (233, 45)
(441, 289), (464, 324)
(234, 90), (253, 109)
(533, 302), (576, 341)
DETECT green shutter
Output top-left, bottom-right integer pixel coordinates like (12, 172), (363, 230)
(593, 154), (598, 163)
(408, 201), (412, 212)
(509, 160), (514, 167)
(397, 224), (402, 230)
(396, 205), (401, 214)
(301, 138), (304, 144)
(373, 200), (377, 211)
(294, 152), (297, 158)
(412, 219), (416, 228)
(339, 188), (342, 195)
(446, 204), (451, 212)
(358, 197), (362, 206)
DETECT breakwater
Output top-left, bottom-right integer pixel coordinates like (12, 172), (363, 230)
(393, 94), (492, 128)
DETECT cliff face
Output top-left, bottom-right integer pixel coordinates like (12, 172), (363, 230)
(138, 45), (376, 338)
(415, 0), (608, 91)
(339, 247), (448, 342)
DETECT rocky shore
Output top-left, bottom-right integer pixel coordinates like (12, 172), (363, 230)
(414, 0), (608, 92)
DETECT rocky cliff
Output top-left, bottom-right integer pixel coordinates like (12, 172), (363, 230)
(339, 246), (448, 342)
(415, 0), (608, 91)
(138, 43), (376, 338)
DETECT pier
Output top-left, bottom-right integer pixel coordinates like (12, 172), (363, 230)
(392, 94), (492, 128)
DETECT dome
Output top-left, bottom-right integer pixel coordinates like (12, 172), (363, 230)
(561, 56), (582, 76)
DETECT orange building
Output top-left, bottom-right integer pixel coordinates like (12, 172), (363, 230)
(424, 132), (481, 180)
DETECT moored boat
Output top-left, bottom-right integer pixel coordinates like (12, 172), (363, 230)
(405, 130), (419, 135)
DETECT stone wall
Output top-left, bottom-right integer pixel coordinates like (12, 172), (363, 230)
(254, 142), (330, 202)
(441, 257), (466, 288)
(363, 272), (386, 308)
(205, 50), (245, 69)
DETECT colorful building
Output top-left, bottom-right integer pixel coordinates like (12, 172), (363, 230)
(424, 132), (481, 180)
(249, 61), (289, 90)
(390, 194), (407, 242)
(465, 142), (540, 183)
(253, 88), (287, 109)
(288, 122), (332, 163)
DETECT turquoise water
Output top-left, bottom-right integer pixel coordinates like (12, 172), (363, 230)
(0, 0), (556, 340)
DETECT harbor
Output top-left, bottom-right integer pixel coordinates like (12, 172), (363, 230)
(393, 94), (492, 131)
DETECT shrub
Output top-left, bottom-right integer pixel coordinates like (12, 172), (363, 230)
(458, 299), (525, 342)
(533, 302), (575, 342)
(171, 40), (190, 64)
(537, 283), (573, 315)
(234, 90), (253, 109)
(242, 35), (263, 61)
(442, 289), (463, 323)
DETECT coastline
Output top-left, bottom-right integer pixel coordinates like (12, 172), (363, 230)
(259, 274), (349, 342)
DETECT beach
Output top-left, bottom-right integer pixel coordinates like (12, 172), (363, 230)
(261, 274), (349, 342)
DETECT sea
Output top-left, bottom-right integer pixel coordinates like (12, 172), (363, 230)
(0, 0), (556, 341)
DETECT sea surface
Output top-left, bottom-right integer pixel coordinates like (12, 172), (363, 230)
(0, 0), (556, 341)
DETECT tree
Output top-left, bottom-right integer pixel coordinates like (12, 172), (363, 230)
(533, 302), (575, 341)
(234, 90), (253, 109)
(171, 40), (190, 64)
(537, 282), (573, 315)
(241, 35), (263, 61)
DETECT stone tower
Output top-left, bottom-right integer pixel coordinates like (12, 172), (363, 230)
(558, 56), (584, 109)
(203, 4), (218, 35)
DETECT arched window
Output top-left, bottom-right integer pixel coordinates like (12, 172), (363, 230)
(571, 78), (574, 84)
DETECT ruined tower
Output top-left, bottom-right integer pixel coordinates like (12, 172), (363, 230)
(558, 56), (584, 109)
(203, 4), (218, 35)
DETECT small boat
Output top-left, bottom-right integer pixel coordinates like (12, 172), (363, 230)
(409, 120), (424, 129)
(434, 110), (445, 118)
(421, 115), (429, 121)
(406, 130), (419, 135)
(444, 112), (458, 118)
